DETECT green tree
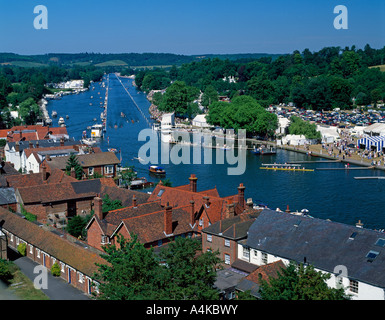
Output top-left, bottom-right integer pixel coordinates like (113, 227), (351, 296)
(51, 262), (61, 277)
(94, 234), (163, 300)
(66, 215), (87, 238)
(159, 237), (221, 300)
(288, 116), (321, 140)
(260, 262), (350, 300)
(102, 194), (123, 213)
(201, 85), (218, 108)
(65, 154), (83, 180)
(0, 259), (13, 283)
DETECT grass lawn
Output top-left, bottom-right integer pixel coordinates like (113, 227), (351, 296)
(7, 262), (49, 300)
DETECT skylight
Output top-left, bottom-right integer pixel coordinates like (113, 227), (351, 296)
(349, 232), (357, 240)
(157, 189), (164, 197)
(375, 238), (385, 247)
(366, 250), (379, 262)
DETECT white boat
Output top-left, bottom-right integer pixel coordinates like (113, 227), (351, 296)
(91, 124), (104, 138)
(51, 110), (57, 118)
(82, 138), (97, 146)
(58, 117), (65, 125)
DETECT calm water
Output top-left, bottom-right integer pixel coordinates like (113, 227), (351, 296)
(46, 74), (385, 230)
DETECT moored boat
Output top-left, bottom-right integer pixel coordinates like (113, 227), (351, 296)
(251, 146), (277, 155)
(82, 138), (97, 146)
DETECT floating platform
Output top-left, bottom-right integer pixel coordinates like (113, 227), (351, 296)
(316, 167), (374, 171)
(354, 176), (385, 180)
(287, 160), (340, 164)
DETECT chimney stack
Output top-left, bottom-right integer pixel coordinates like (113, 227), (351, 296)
(164, 202), (173, 235)
(93, 196), (103, 220)
(356, 220), (364, 228)
(60, 137), (64, 147)
(285, 205), (290, 213)
(237, 183), (245, 209)
(29, 141), (33, 149)
(70, 167), (76, 178)
(41, 163), (47, 181)
(190, 200), (195, 226)
(36, 141), (39, 148)
(15, 141), (20, 153)
(226, 200), (235, 219)
(189, 174), (197, 193)
(132, 195), (137, 208)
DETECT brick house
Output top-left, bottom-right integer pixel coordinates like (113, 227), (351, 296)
(3, 125), (68, 142)
(0, 208), (104, 295)
(41, 152), (121, 179)
(201, 210), (261, 266)
(85, 174), (251, 252)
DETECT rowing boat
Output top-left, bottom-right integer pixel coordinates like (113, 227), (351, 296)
(260, 167), (314, 172)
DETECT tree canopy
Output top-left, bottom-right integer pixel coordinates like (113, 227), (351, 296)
(259, 261), (350, 300)
(93, 235), (221, 300)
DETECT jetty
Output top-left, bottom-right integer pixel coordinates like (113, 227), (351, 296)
(315, 167), (375, 171)
(354, 176), (385, 180)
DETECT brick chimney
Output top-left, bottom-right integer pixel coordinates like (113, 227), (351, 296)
(190, 200), (195, 226)
(19, 131), (22, 140)
(41, 163), (47, 181)
(29, 141), (33, 149)
(285, 205), (290, 213)
(237, 183), (245, 209)
(36, 141), (39, 148)
(132, 195), (137, 208)
(46, 154), (51, 161)
(93, 196), (103, 220)
(60, 137), (64, 147)
(225, 200), (235, 219)
(164, 202), (173, 235)
(189, 174), (197, 193)
(15, 141), (20, 153)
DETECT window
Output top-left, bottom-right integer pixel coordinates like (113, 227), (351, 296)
(366, 250), (379, 262)
(336, 276), (343, 289)
(224, 254), (230, 265)
(199, 218), (204, 227)
(88, 167), (94, 176)
(36, 249), (40, 258)
(29, 244), (33, 254)
(262, 252), (268, 264)
(158, 239), (162, 247)
(78, 272), (84, 283)
(157, 189), (164, 197)
(349, 279), (359, 294)
(101, 235), (109, 244)
(375, 238), (385, 247)
(253, 250), (258, 257)
(243, 247), (249, 259)
(104, 165), (114, 174)
(207, 234), (212, 243)
(224, 239), (230, 247)
(60, 262), (65, 272)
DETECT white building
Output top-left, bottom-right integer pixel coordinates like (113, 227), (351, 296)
(276, 116), (290, 135)
(316, 125), (340, 143)
(281, 134), (309, 146)
(191, 114), (211, 128)
(238, 210), (385, 300)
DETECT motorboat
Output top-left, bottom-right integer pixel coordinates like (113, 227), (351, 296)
(149, 165), (166, 175)
(51, 110), (57, 118)
(91, 124), (104, 138)
(82, 138), (97, 146)
(251, 146), (277, 155)
(58, 117), (65, 125)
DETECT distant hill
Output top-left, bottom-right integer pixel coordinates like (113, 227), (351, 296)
(0, 52), (283, 68)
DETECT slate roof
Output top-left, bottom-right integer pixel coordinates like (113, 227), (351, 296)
(246, 209), (385, 288)
(202, 210), (261, 240)
(7, 138), (81, 153)
(0, 208), (105, 277)
(0, 188), (16, 205)
(44, 152), (120, 170)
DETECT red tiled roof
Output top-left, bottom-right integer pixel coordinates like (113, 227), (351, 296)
(115, 205), (197, 244)
(0, 208), (105, 276)
(6, 125), (68, 142)
(245, 260), (286, 285)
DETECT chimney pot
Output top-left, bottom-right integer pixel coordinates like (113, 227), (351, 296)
(164, 203), (173, 235)
(285, 205), (290, 213)
(93, 196), (103, 220)
(132, 195), (137, 208)
(189, 174), (198, 192)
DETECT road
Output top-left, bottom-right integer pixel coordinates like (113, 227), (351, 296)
(12, 255), (91, 300)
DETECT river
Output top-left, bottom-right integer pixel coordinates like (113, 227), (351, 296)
(45, 74), (385, 230)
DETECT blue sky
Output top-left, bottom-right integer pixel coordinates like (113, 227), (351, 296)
(0, 0), (384, 55)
